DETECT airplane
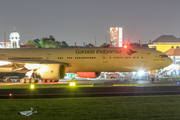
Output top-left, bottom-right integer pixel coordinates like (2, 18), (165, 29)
(0, 46), (173, 82)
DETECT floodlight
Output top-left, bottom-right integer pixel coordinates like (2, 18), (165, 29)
(138, 70), (144, 76)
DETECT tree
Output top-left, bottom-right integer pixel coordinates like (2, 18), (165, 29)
(26, 36), (68, 48)
(100, 43), (107, 47)
(49, 35), (55, 41)
(61, 41), (68, 47)
(86, 43), (94, 47)
(27, 40), (40, 48)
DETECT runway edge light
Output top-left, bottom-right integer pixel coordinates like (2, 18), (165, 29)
(30, 84), (35, 89)
(69, 82), (76, 87)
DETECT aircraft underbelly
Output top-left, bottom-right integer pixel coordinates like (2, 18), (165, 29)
(0, 67), (12, 72)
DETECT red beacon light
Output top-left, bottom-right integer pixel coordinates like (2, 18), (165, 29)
(124, 45), (127, 49)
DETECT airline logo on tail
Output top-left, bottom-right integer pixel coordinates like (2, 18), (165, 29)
(125, 49), (137, 55)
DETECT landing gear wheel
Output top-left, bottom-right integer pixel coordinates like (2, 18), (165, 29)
(54, 80), (59, 82)
(20, 78), (26, 83)
(34, 79), (38, 83)
(26, 79), (30, 83)
(31, 79), (35, 83)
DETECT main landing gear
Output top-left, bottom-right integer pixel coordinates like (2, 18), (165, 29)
(41, 79), (59, 83)
(20, 78), (39, 83)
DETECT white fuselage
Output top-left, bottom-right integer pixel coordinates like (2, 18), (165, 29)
(0, 47), (173, 73)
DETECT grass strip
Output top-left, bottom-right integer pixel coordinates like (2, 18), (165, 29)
(0, 95), (180, 120)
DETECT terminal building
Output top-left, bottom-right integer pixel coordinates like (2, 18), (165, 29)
(148, 35), (180, 77)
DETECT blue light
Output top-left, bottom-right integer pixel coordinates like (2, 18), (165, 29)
(15, 80), (17, 82)
(34, 39), (40, 43)
(177, 82), (179, 84)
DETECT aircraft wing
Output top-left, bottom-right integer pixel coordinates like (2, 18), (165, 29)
(0, 59), (70, 73)
(0, 59), (70, 66)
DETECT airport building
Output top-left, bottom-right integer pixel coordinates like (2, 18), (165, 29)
(110, 27), (123, 47)
(9, 30), (20, 48)
(1, 30), (20, 48)
(148, 35), (180, 52)
(1, 29), (35, 49)
(149, 35), (180, 77)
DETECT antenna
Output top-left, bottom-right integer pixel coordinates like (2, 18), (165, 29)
(141, 36), (142, 47)
(106, 36), (107, 46)
(95, 36), (96, 47)
(14, 27), (16, 31)
(4, 33), (6, 48)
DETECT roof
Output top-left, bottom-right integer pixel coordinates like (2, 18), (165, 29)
(165, 49), (180, 56)
(153, 35), (180, 43)
(9, 31), (20, 37)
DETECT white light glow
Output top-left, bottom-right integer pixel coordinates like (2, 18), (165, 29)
(30, 84), (34, 89)
(138, 70), (144, 76)
(0, 61), (11, 66)
(37, 69), (41, 74)
(25, 64), (41, 70)
(15, 68), (23, 71)
(25, 70), (34, 78)
(38, 65), (49, 74)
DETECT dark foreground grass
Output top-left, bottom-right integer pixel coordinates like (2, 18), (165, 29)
(0, 83), (93, 89)
(0, 84), (70, 89)
(0, 95), (180, 120)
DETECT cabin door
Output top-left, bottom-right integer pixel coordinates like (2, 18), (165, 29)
(102, 54), (108, 63)
(141, 53), (146, 62)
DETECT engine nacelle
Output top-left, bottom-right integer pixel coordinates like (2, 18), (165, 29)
(76, 72), (101, 78)
(37, 64), (65, 80)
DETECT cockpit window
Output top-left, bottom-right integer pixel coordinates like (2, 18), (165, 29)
(159, 55), (168, 58)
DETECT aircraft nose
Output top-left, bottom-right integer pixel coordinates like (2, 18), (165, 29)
(167, 57), (173, 66)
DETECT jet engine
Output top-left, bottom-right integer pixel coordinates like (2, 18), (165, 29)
(76, 72), (101, 78)
(37, 64), (65, 80)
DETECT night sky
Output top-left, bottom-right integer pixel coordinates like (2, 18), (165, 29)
(0, 0), (180, 46)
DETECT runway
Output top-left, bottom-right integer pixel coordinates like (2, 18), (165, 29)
(1, 86), (180, 99)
